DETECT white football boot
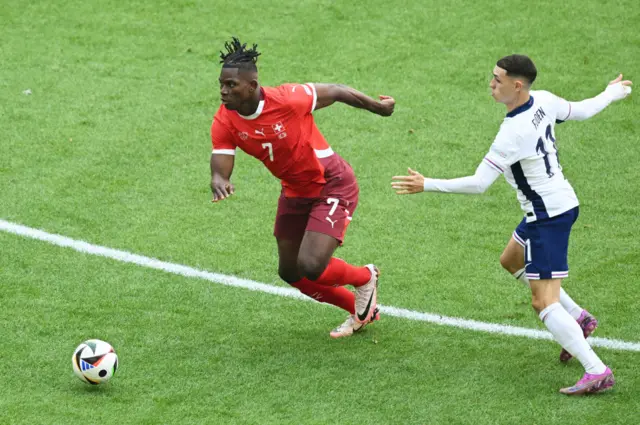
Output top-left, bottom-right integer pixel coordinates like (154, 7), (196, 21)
(353, 264), (379, 324)
(330, 307), (380, 339)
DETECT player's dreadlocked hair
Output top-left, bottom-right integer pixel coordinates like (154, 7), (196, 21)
(220, 37), (260, 71)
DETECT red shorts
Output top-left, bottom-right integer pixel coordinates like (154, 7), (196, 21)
(274, 154), (359, 244)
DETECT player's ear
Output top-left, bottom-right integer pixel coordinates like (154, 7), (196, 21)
(249, 79), (259, 92)
(514, 79), (523, 92)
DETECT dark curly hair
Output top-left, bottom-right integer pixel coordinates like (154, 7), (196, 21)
(220, 37), (260, 71)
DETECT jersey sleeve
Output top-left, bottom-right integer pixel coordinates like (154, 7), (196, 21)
(538, 90), (572, 124)
(281, 83), (317, 116)
(422, 161), (501, 194)
(211, 117), (237, 155)
(483, 126), (522, 173)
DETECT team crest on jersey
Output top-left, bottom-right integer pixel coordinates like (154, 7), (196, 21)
(238, 131), (248, 140)
(272, 122), (287, 139)
(272, 122), (285, 134)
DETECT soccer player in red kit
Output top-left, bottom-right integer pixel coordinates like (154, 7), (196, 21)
(210, 38), (395, 338)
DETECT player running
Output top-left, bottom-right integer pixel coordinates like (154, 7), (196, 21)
(392, 54), (631, 395)
(210, 38), (395, 338)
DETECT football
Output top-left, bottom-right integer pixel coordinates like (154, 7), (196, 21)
(72, 339), (118, 385)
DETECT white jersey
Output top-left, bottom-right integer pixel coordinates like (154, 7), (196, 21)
(483, 90), (578, 222)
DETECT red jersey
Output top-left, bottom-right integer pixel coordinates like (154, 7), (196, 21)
(211, 83), (333, 198)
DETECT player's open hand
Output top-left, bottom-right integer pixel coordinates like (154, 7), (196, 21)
(377, 95), (395, 117)
(605, 74), (632, 101)
(211, 178), (235, 202)
(391, 168), (425, 195)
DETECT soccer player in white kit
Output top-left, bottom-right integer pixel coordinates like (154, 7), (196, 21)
(391, 54), (632, 395)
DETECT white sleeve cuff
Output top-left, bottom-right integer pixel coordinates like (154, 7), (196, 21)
(305, 83), (317, 113)
(212, 149), (236, 155)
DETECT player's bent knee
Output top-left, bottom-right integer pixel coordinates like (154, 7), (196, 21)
(531, 299), (543, 313)
(296, 255), (326, 281)
(530, 296), (550, 313)
(499, 252), (510, 270)
(499, 252), (519, 273)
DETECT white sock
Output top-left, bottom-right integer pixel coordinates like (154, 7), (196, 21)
(559, 289), (583, 320)
(539, 303), (606, 375)
(513, 268), (584, 320)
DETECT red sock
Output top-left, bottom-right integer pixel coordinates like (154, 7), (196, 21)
(314, 257), (371, 287)
(290, 277), (355, 314)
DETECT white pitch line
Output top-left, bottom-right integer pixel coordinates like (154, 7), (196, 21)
(1, 218), (639, 353)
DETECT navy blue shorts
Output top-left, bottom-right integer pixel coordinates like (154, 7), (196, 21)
(512, 207), (579, 280)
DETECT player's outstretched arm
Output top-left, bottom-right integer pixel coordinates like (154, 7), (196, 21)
(313, 83), (395, 116)
(391, 162), (501, 195)
(210, 154), (235, 202)
(561, 74), (632, 121)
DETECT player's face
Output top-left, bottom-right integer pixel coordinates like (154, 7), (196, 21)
(218, 67), (256, 111)
(489, 66), (517, 104)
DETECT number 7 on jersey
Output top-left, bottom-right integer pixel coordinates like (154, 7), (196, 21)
(262, 143), (274, 161)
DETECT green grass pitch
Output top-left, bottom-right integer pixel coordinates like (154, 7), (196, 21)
(1, 0), (639, 423)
